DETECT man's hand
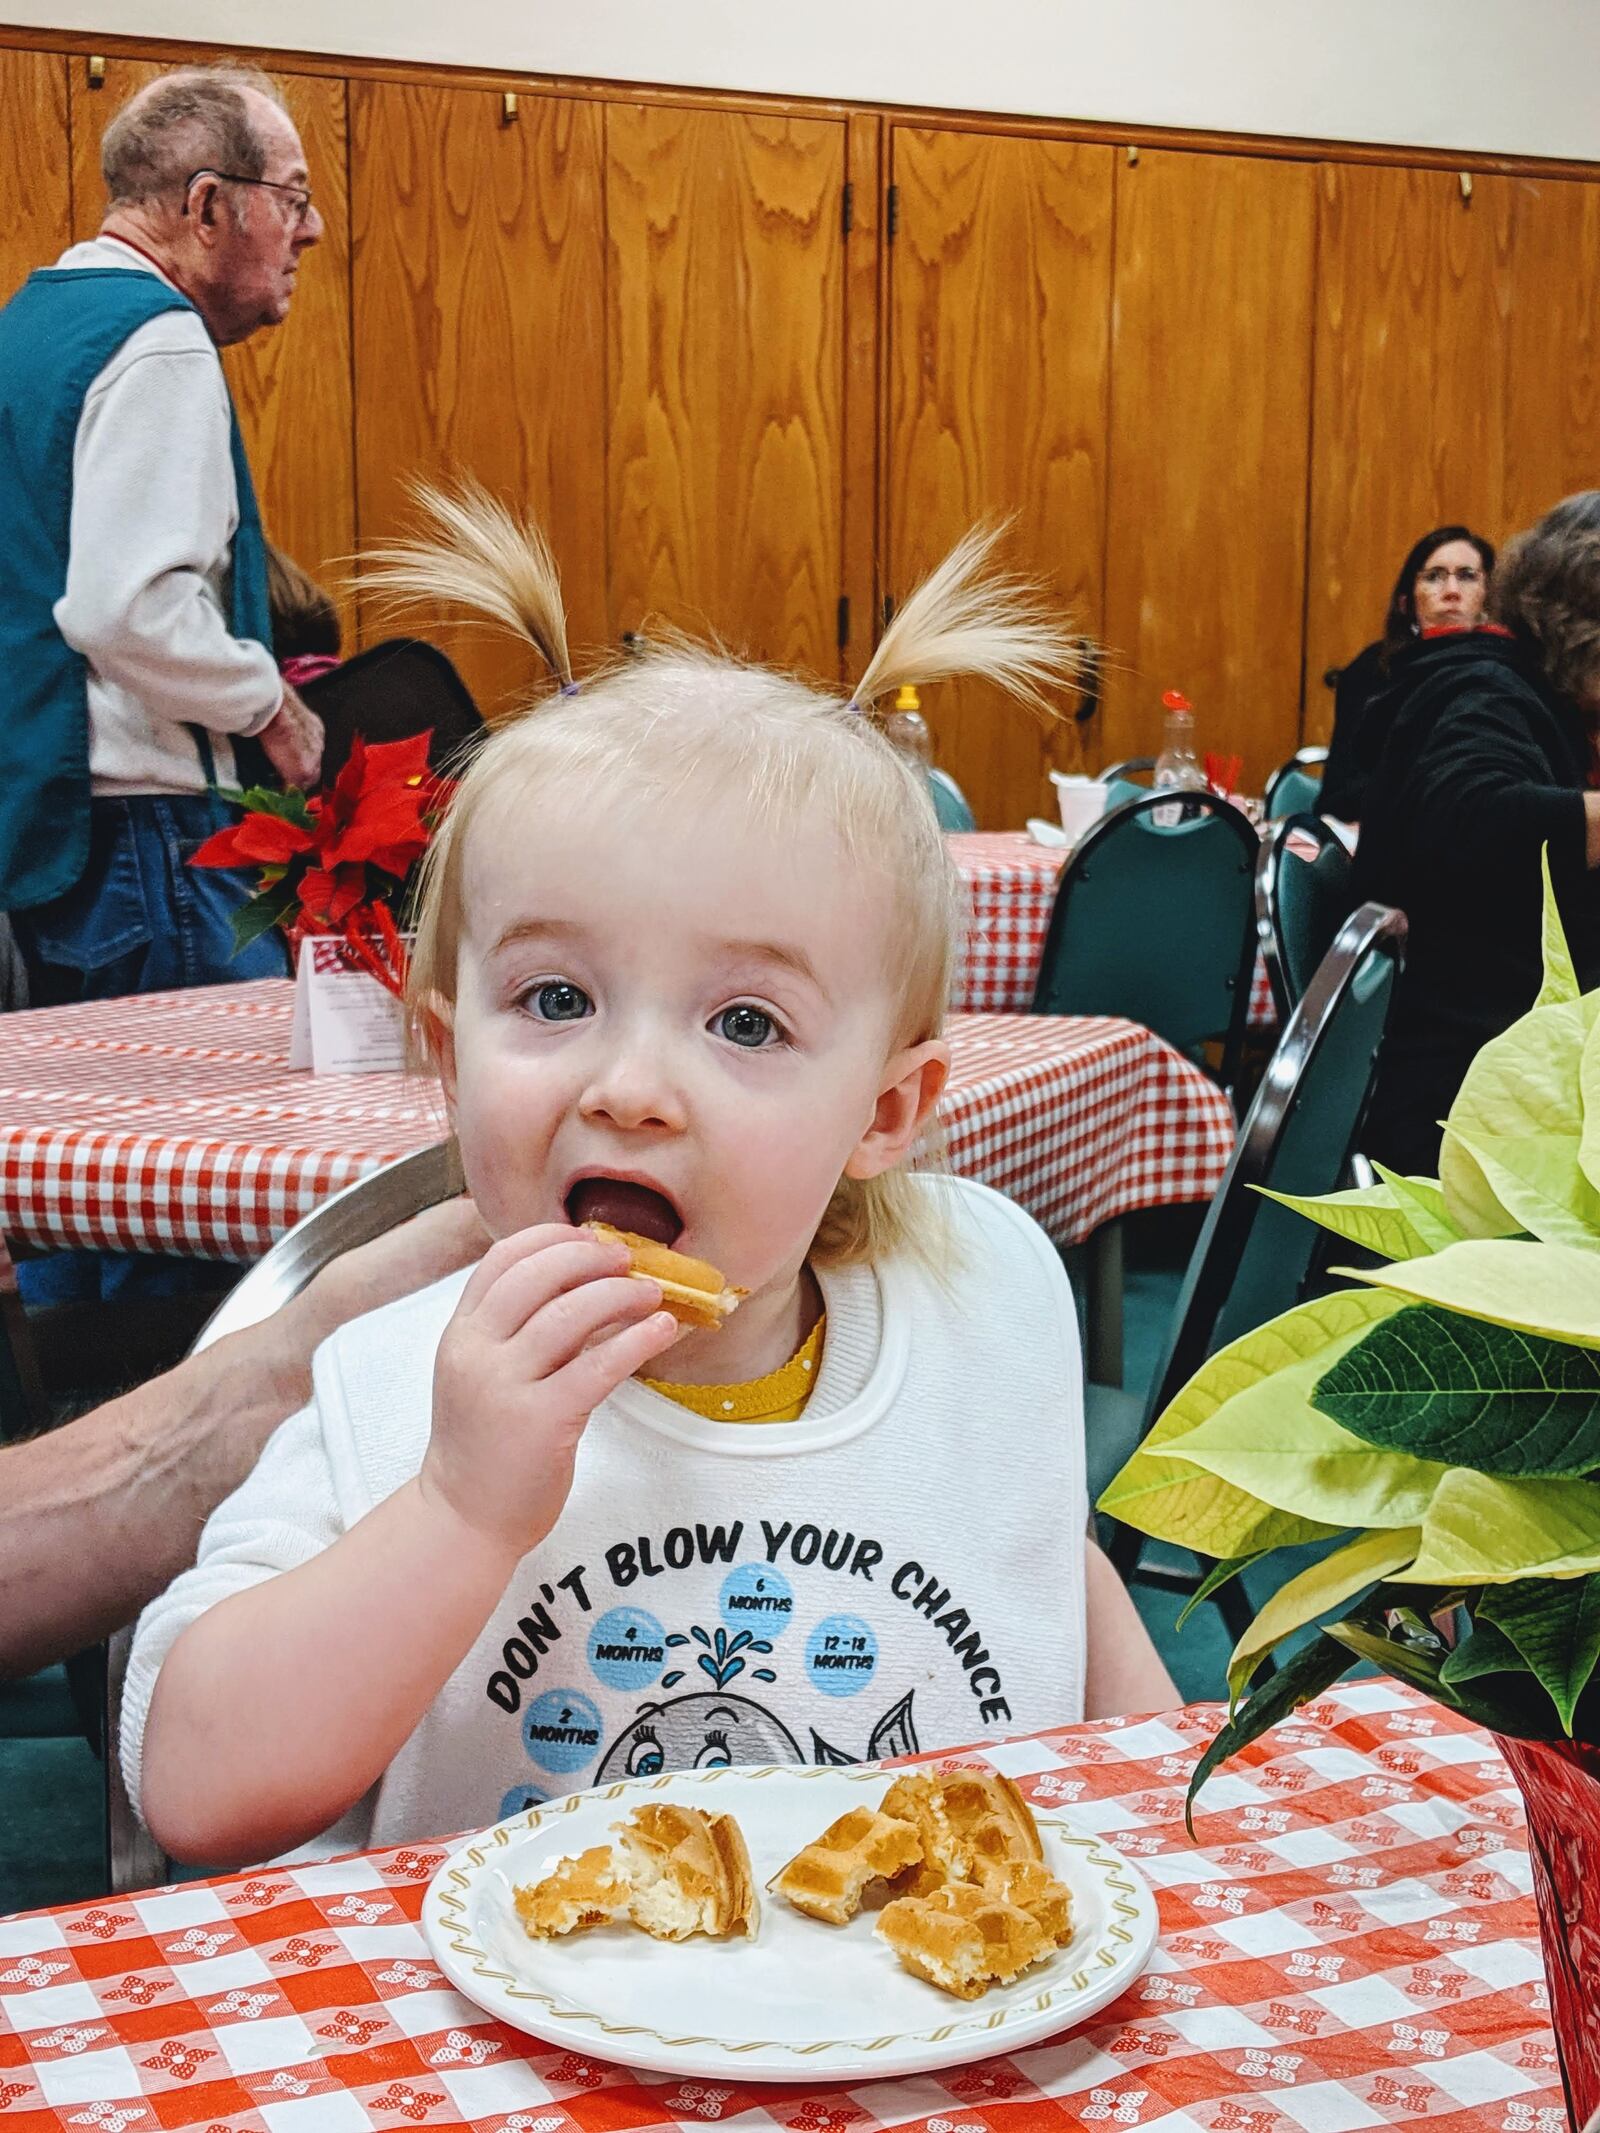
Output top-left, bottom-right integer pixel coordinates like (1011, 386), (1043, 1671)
(271, 1197), (493, 1410)
(259, 683), (324, 789)
(422, 1226), (678, 1560)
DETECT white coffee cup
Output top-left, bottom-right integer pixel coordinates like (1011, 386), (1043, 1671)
(1050, 772), (1107, 843)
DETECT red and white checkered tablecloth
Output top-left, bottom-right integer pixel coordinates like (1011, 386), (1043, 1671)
(950, 832), (1277, 1027)
(0, 1683), (1562, 2131)
(0, 988), (1235, 1262)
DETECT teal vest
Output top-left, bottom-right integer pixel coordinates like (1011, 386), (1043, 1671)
(0, 266), (271, 909)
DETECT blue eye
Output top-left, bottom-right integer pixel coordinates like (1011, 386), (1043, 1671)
(715, 1005), (781, 1049)
(526, 980), (592, 1023)
(626, 1734), (664, 1777)
(695, 1730), (733, 1769)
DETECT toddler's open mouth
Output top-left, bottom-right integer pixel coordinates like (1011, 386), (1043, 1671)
(564, 1176), (683, 1248)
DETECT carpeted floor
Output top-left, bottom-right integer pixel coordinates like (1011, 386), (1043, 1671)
(0, 1209), (1258, 1918)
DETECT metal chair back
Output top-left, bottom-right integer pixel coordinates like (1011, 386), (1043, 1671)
(927, 766), (976, 831)
(1152, 900), (1405, 1420)
(104, 1141), (464, 1893)
(1030, 788), (1261, 1096)
(1264, 743), (1329, 821)
(1255, 811), (1356, 1024)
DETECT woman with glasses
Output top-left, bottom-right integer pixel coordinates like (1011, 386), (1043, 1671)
(1321, 525), (1496, 822)
(1351, 492), (1600, 1175)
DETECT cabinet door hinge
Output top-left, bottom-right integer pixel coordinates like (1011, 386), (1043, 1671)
(886, 184), (900, 241)
(841, 182), (854, 238)
(837, 595), (851, 650)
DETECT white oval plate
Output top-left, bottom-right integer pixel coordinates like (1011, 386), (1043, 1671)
(422, 1762), (1158, 2081)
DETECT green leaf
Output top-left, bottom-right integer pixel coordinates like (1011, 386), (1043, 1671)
(1227, 1527), (1420, 1701)
(1580, 1011), (1600, 1200)
(1097, 1290), (1400, 1553)
(1332, 1613), (1564, 1738)
(1439, 1617), (1528, 1686)
(1186, 1633), (1357, 1831)
(1398, 1468), (1600, 1584)
(1313, 1303), (1600, 1477)
(1341, 1239), (1600, 1349)
(1444, 1120), (1600, 1255)
(228, 879), (297, 956)
(1371, 1167), (1464, 1255)
(1536, 847), (1579, 1007)
(1169, 1386), (1448, 1532)
(1253, 1180), (1431, 1263)
(234, 784), (315, 828)
(1175, 1553), (1262, 1631)
(1478, 1575), (1600, 1732)
(1436, 957), (1600, 1245)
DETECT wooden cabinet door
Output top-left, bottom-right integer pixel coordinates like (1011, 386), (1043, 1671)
(1503, 174), (1600, 536)
(605, 104), (847, 681)
(1101, 150), (1315, 792)
(69, 57), (356, 639)
(0, 48), (70, 305)
(884, 127), (1113, 829)
(352, 81), (607, 714)
(1304, 163), (1516, 737)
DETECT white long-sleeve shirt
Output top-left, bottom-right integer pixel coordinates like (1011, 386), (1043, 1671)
(50, 237), (283, 798)
(122, 1176), (1090, 1860)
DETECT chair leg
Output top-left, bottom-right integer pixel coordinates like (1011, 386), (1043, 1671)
(1086, 1219), (1124, 1389)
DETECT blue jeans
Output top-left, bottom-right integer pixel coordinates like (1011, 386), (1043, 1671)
(12, 793), (288, 1303)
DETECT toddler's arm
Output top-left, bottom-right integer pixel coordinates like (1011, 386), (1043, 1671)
(135, 1226), (678, 1866)
(1083, 1540), (1179, 1717)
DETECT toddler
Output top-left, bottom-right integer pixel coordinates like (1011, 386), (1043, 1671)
(125, 495), (1176, 1864)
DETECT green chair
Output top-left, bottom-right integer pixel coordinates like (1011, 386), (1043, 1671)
(1264, 744), (1329, 821)
(927, 767), (976, 831)
(1256, 811), (1354, 1024)
(1031, 788), (1261, 1100)
(1091, 900), (1407, 1639)
(1094, 757), (1155, 813)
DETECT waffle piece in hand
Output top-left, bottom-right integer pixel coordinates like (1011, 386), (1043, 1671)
(613, 1802), (760, 1941)
(585, 1224), (746, 1329)
(879, 1768), (1045, 1884)
(514, 1846), (629, 1939)
(876, 1879), (1052, 2000)
(768, 1806), (925, 1925)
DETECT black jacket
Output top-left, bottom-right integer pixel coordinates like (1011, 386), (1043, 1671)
(1349, 628), (1598, 1174)
(1321, 639), (1390, 821)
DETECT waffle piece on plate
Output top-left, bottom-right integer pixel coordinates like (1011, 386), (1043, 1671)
(768, 1805), (925, 1925)
(513, 1803), (758, 1943)
(973, 1856), (1075, 1946)
(513, 1845), (629, 1939)
(879, 1768), (1044, 1885)
(876, 1879), (1052, 2000)
(613, 1802), (759, 1941)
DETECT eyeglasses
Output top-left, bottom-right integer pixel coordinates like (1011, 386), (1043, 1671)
(1417, 565), (1485, 588)
(185, 168), (315, 229)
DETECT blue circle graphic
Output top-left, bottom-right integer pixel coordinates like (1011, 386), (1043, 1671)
(805, 1614), (879, 1698)
(719, 1563), (795, 1636)
(499, 1781), (548, 1819)
(587, 1607), (668, 1691)
(522, 1688), (605, 1774)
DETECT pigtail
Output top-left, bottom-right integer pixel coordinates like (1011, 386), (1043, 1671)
(851, 524), (1084, 718)
(361, 478), (574, 687)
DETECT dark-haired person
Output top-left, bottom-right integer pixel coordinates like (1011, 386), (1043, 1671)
(1322, 525), (1496, 823)
(1351, 491), (1600, 1176)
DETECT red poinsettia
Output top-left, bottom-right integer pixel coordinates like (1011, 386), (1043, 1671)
(190, 731), (452, 998)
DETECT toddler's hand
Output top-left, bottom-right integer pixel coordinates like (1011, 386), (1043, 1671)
(421, 1225), (677, 1557)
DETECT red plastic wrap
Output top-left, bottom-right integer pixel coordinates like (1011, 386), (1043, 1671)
(1497, 1733), (1600, 2128)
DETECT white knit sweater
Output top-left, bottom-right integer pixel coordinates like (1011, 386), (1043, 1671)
(50, 237), (283, 799)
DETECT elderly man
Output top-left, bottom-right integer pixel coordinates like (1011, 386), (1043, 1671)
(0, 66), (324, 1006)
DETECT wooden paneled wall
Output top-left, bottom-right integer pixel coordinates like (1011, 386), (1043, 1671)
(5, 34), (1599, 819)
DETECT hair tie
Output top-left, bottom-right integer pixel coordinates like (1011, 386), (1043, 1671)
(560, 679), (581, 698)
(844, 699), (864, 718)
